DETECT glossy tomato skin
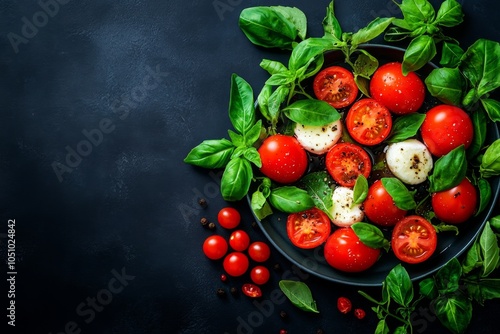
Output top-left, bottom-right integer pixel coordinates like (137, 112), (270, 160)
(229, 230), (250, 251)
(420, 104), (474, 157)
(248, 241), (271, 262)
(223, 252), (249, 277)
(392, 215), (437, 264)
(242, 283), (262, 298)
(250, 266), (271, 285)
(313, 66), (359, 109)
(258, 134), (308, 184)
(432, 178), (478, 224)
(346, 98), (392, 146)
(202, 235), (228, 260)
(325, 143), (372, 187)
(363, 180), (407, 227)
(286, 207), (332, 249)
(324, 227), (381, 272)
(370, 62), (425, 115)
(217, 207), (241, 229)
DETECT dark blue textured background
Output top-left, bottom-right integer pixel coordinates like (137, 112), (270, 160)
(1, 0), (499, 333)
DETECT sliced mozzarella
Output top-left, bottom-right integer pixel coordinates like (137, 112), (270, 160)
(330, 186), (364, 227)
(294, 119), (342, 155)
(385, 139), (433, 185)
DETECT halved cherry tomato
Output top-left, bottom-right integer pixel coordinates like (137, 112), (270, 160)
(392, 215), (437, 264)
(313, 66), (359, 109)
(286, 207), (332, 249)
(363, 180), (407, 227)
(242, 283), (262, 298)
(324, 227), (380, 272)
(431, 178), (477, 224)
(325, 143), (372, 187)
(370, 62), (425, 115)
(346, 98), (392, 146)
(420, 104), (473, 157)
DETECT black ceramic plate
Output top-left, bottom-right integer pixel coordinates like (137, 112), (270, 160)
(249, 45), (500, 287)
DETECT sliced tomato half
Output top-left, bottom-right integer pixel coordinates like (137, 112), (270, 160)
(313, 66), (359, 109)
(325, 143), (372, 187)
(346, 98), (392, 146)
(286, 207), (331, 249)
(391, 215), (437, 264)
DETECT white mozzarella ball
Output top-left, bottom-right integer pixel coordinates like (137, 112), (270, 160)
(330, 186), (364, 227)
(385, 139), (433, 185)
(294, 119), (342, 155)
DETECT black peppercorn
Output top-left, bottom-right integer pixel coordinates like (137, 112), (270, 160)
(279, 310), (288, 319)
(316, 329), (324, 334)
(198, 198), (207, 208)
(200, 217), (209, 227)
(230, 287), (238, 296)
(216, 288), (226, 297)
(208, 222), (216, 230)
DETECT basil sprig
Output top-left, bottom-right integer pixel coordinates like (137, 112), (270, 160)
(381, 177), (417, 210)
(351, 222), (390, 251)
(184, 74), (261, 201)
(428, 145), (467, 193)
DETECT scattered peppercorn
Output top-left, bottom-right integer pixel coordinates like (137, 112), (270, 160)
(251, 221), (258, 228)
(208, 222), (216, 230)
(230, 287), (238, 296)
(216, 288), (226, 297)
(220, 274), (227, 282)
(273, 263), (282, 272)
(198, 198), (208, 208)
(200, 217), (209, 227)
(316, 329), (324, 334)
(279, 310), (288, 319)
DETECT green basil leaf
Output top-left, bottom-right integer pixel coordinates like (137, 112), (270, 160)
(480, 138), (500, 178)
(353, 174), (369, 205)
(480, 222), (500, 277)
(257, 84), (273, 123)
(322, 0), (342, 41)
(228, 130), (244, 147)
(229, 74), (255, 136)
(242, 147), (262, 168)
(260, 59), (288, 75)
(269, 186), (314, 213)
(386, 264), (414, 307)
(393, 326), (407, 334)
(271, 6), (307, 40)
(472, 278), (500, 305)
(440, 42), (464, 67)
(460, 39), (500, 98)
(298, 53), (325, 80)
(184, 139), (235, 168)
(435, 0), (464, 27)
(433, 293), (472, 334)
(467, 106), (487, 159)
(279, 280), (319, 313)
(251, 189), (273, 220)
(386, 113), (425, 143)
(428, 145), (467, 193)
(490, 216), (500, 231)
(435, 258), (462, 294)
(238, 7), (298, 49)
(381, 177), (417, 210)
(353, 50), (379, 78)
(265, 72), (295, 86)
(462, 240), (482, 274)
(268, 85), (290, 125)
(288, 37), (332, 71)
(244, 120), (263, 147)
(476, 178), (492, 217)
(351, 222), (390, 251)
(283, 99), (340, 126)
(355, 75), (371, 98)
(480, 98), (500, 122)
(351, 17), (394, 46)
(221, 157), (253, 201)
(419, 277), (438, 299)
(402, 34), (437, 75)
(399, 0), (436, 25)
(424, 67), (464, 106)
(375, 319), (390, 334)
(384, 26), (411, 43)
(298, 171), (335, 220)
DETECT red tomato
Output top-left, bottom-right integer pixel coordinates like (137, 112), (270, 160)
(217, 207), (241, 229)
(337, 297), (352, 314)
(346, 98), (392, 146)
(354, 308), (366, 320)
(202, 235), (228, 260)
(420, 104), (474, 157)
(258, 134), (308, 184)
(241, 283), (262, 298)
(324, 227), (381, 272)
(229, 230), (250, 251)
(325, 143), (372, 187)
(250, 266), (270, 285)
(313, 66), (359, 109)
(370, 62), (425, 115)
(363, 180), (407, 227)
(392, 215), (437, 264)
(286, 207), (332, 249)
(431, 178), (478, 224)
(248, 241), (271, 262)
(223, 252), (249, 277)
